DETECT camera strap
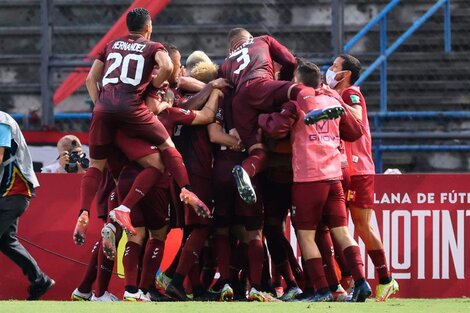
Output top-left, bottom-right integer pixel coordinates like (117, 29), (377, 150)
(1, 156), (16, 167)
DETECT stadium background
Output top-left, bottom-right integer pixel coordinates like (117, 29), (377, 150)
(1, 0), (470, 301)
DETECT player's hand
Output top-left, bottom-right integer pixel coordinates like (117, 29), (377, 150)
(210, 78), (231, 89)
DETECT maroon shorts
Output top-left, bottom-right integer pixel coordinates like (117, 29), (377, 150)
(347, 175), (375, 209)
(233, 78), (293, 148)
(235, 174), (264, 231)
(184, 174), (213, 227)
(115, 130), (157, 162)
(90, 107), (170, 159)
(117, 164), (170, 230)
(291, 181), (348, 231)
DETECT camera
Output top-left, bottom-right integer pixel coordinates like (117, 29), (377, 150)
(64, 151), (90, 173)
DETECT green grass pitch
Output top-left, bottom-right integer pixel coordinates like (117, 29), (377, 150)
(1, 299), (470, 313)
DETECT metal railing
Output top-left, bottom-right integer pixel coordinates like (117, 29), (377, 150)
(344, 0), (452, 112)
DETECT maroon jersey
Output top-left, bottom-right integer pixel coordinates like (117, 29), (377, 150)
(171, 90), (213, 179)
(94, 34), (166, 112)
(220, 35), (296, 93)
(157, 107), (196, 135)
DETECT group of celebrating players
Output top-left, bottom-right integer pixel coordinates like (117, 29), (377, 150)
(69, 7), (399, 303)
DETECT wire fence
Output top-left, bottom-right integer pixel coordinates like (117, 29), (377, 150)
(1, 0), (469, 171)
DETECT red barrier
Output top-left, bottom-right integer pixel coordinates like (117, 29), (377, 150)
(1, 174), (469, 299)
(0, 174), (181, 300)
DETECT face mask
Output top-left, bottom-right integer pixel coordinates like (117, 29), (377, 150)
(326, 69), (342, 88)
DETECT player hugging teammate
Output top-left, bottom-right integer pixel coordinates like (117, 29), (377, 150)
(70, 7), (398, 303)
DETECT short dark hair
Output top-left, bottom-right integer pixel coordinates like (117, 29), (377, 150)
(296, 58), (321, 88)
(228, 27), (249, 41)
(126, 8), (151, 32)
(163, 43), (179, 57)
(339, 54), (361, 84)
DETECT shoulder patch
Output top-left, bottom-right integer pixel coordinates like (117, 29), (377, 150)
(179, 108), (191, 115)
(350, 94), (361, 104)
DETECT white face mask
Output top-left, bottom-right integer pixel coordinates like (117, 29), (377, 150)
(326, 69), (342, 88)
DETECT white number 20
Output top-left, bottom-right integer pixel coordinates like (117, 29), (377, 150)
(102, 53), (145, 86)
(232, 48), (250, 75)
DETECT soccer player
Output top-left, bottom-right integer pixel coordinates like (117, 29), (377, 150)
(326, 54), (399, 301)
(259, 60), (371, 302)
(0, 111), (55, 300)
(75, 8), (210, 244)
(219, 28), (306, 205)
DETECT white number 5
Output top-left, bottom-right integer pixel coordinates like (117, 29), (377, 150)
(232, 48), (250, 75)
(102, 53), (145, 87)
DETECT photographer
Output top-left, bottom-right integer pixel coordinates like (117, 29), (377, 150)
(41, 135), (89, 173)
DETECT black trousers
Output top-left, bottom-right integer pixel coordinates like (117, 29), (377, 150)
(0, 195), (45, 284)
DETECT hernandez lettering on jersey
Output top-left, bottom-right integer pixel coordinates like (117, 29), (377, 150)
(112, 41), (146, 53)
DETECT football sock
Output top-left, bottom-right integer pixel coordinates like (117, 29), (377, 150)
(200, 245), (217, 290)
(316, 229), (339, 287)
(161, 147), (190, 188)
(242, 148), (268, 177)
(175, 227), (210, 277)
(95, 242), (115, 297)
(121, 167), (162, 209)
(289, 84), (305, 101)
(79, 167), (102, 212)
(368, 249), (391, 284)
(305, 258), (329, 292)
(123, 241), (142, 288)
(214, 234), (231, 281)
(276, 261), (297, 289)
(247, 239), (264, 286)
(139, 239), (165, 291)
(343, 245), (365, 282)
(77, 240), (100, 293)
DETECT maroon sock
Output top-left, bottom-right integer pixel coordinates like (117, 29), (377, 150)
(241, 148), (268, 177)
(95, 242), (115, 297)
(261, 243), (271, 289)
(333, 239), (351, 276)
(305, 258), (329, 292)
(79, 167), (102, 211)
(175, 227), (210, 277)
(285, 237), (303, 286)
(138, 238), (165, 291)
(316, 229), (339, 287)
(123, 241), (142, 288)
(368, 249), (390, 283)
(276, 261), (297, 288)
(200, 245), (217, 290)
(161, 147), (190, 188)
(78, 241), (100, 293)
(188, 262), (202, 292)
(230, 242), (247, 280)
(301, 258), (314, 290)
(214, 234), (231, 281)
(122, 167), (163, 209)
(343, 246), (365, 282)
(247, 239), (264, 286)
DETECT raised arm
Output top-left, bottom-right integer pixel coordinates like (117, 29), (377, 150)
(152, 50), (173, 88)
(267, 36), (296, 81)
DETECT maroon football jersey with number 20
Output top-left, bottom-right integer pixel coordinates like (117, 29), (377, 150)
(95, 34), (166, 112)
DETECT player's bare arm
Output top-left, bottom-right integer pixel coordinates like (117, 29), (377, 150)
(152, 50), (173, 88)
(192, 89), (224, 125)
(85, 59), (105, 104)
(177, 76), (206, 92)
(179, 78), (229, 110)
(207, 123), (243, 150)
